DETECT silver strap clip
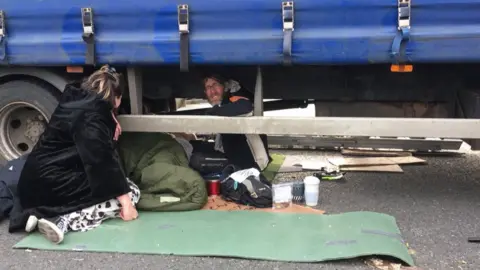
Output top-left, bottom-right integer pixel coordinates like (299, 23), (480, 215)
(0, 10), (6, 38)
(81, 8), (94, 36)
(178, 4), (189, 34)
(282, 1), (294, 31)
(398, 0), (411, 30)
(0, 10), (7, 62)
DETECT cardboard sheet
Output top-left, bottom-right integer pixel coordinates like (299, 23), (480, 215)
(341, 149), (412, 157)
(329, 156), (426, 167)
(202, 196), (326, 214)
(341, 165), (404, 173)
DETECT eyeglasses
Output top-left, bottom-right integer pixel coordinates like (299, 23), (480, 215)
(205, 82), (221, 91)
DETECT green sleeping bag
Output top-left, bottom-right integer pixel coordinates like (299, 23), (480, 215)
(118, 132), (208, 212)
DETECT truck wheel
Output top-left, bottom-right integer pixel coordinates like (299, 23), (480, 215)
(0, 80), (59, 161)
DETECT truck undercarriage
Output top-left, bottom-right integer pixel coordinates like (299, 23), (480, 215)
(1, 64), (479, 161)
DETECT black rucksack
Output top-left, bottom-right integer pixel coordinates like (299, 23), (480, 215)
(219, 165), (272, 208)
(189, 151), (229, 175)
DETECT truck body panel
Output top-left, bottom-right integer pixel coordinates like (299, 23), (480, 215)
(1, 0), (479, 65)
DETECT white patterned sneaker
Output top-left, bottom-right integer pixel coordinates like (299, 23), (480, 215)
(37, 217), (67, 244)
(25, 215), (38, 233)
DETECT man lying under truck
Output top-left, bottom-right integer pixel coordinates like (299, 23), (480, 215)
(189, 75), (272, 174)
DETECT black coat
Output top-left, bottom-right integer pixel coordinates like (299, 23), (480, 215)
(8, 83), (131, 232)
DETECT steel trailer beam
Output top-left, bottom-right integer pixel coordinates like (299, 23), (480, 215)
(267, 136), (463, 151)
(118, 115), (480, 139)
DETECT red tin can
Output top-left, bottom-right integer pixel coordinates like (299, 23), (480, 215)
(206, 179), (221, 196)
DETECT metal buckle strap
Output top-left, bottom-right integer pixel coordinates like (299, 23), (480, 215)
(282, 1), (294, 65)
(178, 4), (189, 72)
(81, 8), (95, 66)
(0, 10), (8, 63)
(391, 0), (411, 63)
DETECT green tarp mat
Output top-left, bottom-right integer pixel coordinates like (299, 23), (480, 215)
(14, 211), (414, 266)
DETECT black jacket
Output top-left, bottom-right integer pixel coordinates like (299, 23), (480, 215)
(205, 87), (271, 170)
(9, 83), (131, 232)
(0, 156), (27, 223)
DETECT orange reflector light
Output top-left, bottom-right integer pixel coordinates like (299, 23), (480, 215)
(66, 66), (84, 73)
(390, 64), (413, 73)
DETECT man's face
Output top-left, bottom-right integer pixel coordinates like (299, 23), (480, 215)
(204, 78), (224, 105)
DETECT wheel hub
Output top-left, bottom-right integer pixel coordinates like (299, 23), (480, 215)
(0, 102), (48, 160)
(24, 115), (46, 144)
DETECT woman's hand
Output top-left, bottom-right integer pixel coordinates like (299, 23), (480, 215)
(120, 203), (138, 221)
(111, 111), (122, 141)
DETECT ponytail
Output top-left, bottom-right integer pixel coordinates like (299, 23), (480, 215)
(81, 65), (124, 105)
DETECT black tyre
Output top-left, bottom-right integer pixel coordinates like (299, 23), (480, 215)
(0, 80), (59, 161)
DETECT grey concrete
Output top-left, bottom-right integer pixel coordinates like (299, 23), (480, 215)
(1, 150), (480, 270)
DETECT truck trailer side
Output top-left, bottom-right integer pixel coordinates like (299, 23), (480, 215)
(0, 0), (480, 161)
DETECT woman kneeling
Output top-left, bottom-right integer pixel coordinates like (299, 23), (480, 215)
(9, 65), (139, 244)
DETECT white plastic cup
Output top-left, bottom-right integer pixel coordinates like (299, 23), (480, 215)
(303, 176), (320, 206)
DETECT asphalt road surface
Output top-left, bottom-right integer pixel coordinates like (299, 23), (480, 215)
(1, 149), (479, 270)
